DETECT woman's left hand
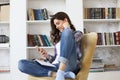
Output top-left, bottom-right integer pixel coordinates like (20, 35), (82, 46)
(63, 21), (70, 28)
(36, 46), (49, 59)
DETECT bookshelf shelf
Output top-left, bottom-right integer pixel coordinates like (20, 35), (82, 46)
(0, 21), (9, 24)
(96, 45), (120, 47)
(26, 20), (50, 24)
(84, 19), (120, 22)
(0, 47), (9, 49)
(0, 2), (9, 5)
(0, 43), (10, 46)
(27, 46), (54, 49)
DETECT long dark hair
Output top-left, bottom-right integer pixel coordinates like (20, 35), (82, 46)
(50, 12), (76, 44)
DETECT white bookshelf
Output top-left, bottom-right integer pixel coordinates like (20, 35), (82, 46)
(84, 19), (120, 22)
(83, 0), (120, 80)
(10, 0), (83, 80)
(0, 0), (10, 80)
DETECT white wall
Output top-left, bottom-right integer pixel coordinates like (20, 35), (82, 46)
(66, 0), (83, 32)
(10, 0), (27, 80)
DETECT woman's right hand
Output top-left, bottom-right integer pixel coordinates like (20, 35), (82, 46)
(37, 47), (49, 59)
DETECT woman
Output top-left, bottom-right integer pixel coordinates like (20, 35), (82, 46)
(18, 12), (82, 80)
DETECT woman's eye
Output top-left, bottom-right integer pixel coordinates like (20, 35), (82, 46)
(56, 22), (60, 25)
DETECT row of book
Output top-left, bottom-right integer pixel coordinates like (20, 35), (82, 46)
(97, 31), (120, 45)
(84, 8), (120, 19)
(27, 8), (49, 20)
(90, 57), (120, 72)
(104, 64), (120, 72)
(90, 57), (104, 72)
(27, 34), (51, 47)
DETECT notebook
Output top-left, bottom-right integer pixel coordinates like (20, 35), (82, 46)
(34, 59), (56, 67)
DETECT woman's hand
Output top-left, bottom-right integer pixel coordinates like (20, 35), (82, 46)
(37, 47), (49, 59)
(63, 21), (70, 28)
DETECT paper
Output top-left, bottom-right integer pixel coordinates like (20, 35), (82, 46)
(34, 59), (56, 67)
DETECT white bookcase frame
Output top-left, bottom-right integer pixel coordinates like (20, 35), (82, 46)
(10, 0), (83, 80)
(83, 0), (120, 80)
(0, 0), (10, 80)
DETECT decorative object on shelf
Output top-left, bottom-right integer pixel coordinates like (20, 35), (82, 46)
(0, 35), (9, 43)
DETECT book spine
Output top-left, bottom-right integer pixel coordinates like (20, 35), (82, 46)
(28, 8), (35, 20)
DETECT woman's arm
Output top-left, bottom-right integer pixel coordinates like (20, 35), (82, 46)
(37, 47), (57, 63)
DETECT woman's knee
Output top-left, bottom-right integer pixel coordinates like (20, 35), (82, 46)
(18, 59), (27, 72)
(62, 28), (73, 39)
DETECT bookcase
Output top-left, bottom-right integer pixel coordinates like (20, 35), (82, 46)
(10, 0), (83, 80)
(83, 0), (120, 80)
(0, 0), (10, 80)
(26, 0), (84, 64)
(26, 0), (67, 60)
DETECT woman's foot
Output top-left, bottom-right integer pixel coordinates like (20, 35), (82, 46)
(55, 70), (65, 80)
(64, 71), (75, 79)
(55, 70), (75, 80)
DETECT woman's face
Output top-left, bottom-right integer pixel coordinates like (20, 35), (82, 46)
(53, 19), (65, 32)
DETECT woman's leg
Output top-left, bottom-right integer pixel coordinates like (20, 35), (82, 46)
(56, 28), (77, 80)
(60, 28), (77, 71)
(18, 59), (58, 77)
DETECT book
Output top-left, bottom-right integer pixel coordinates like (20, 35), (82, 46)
(0, 4), (10, 21)
(116, 8), (120, 19)
(33, 35), (41, 46)
(43, 35), (51, 46)
(41, 8), (49, 20)
(27, 34), (33, 46)
(37, 35), (44, 46)
(90, 68), (104, 72)
(34, 59), (56, 67)
(28, 8), (35, 20)
(104, 64), (120, 71)
(114, 31), (120, 45)
(40, 35), (47, 46)
(91, 57), (104, 69)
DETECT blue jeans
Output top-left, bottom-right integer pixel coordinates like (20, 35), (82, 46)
(18, 28), (78, 76)
(59, 28), (77, 72)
